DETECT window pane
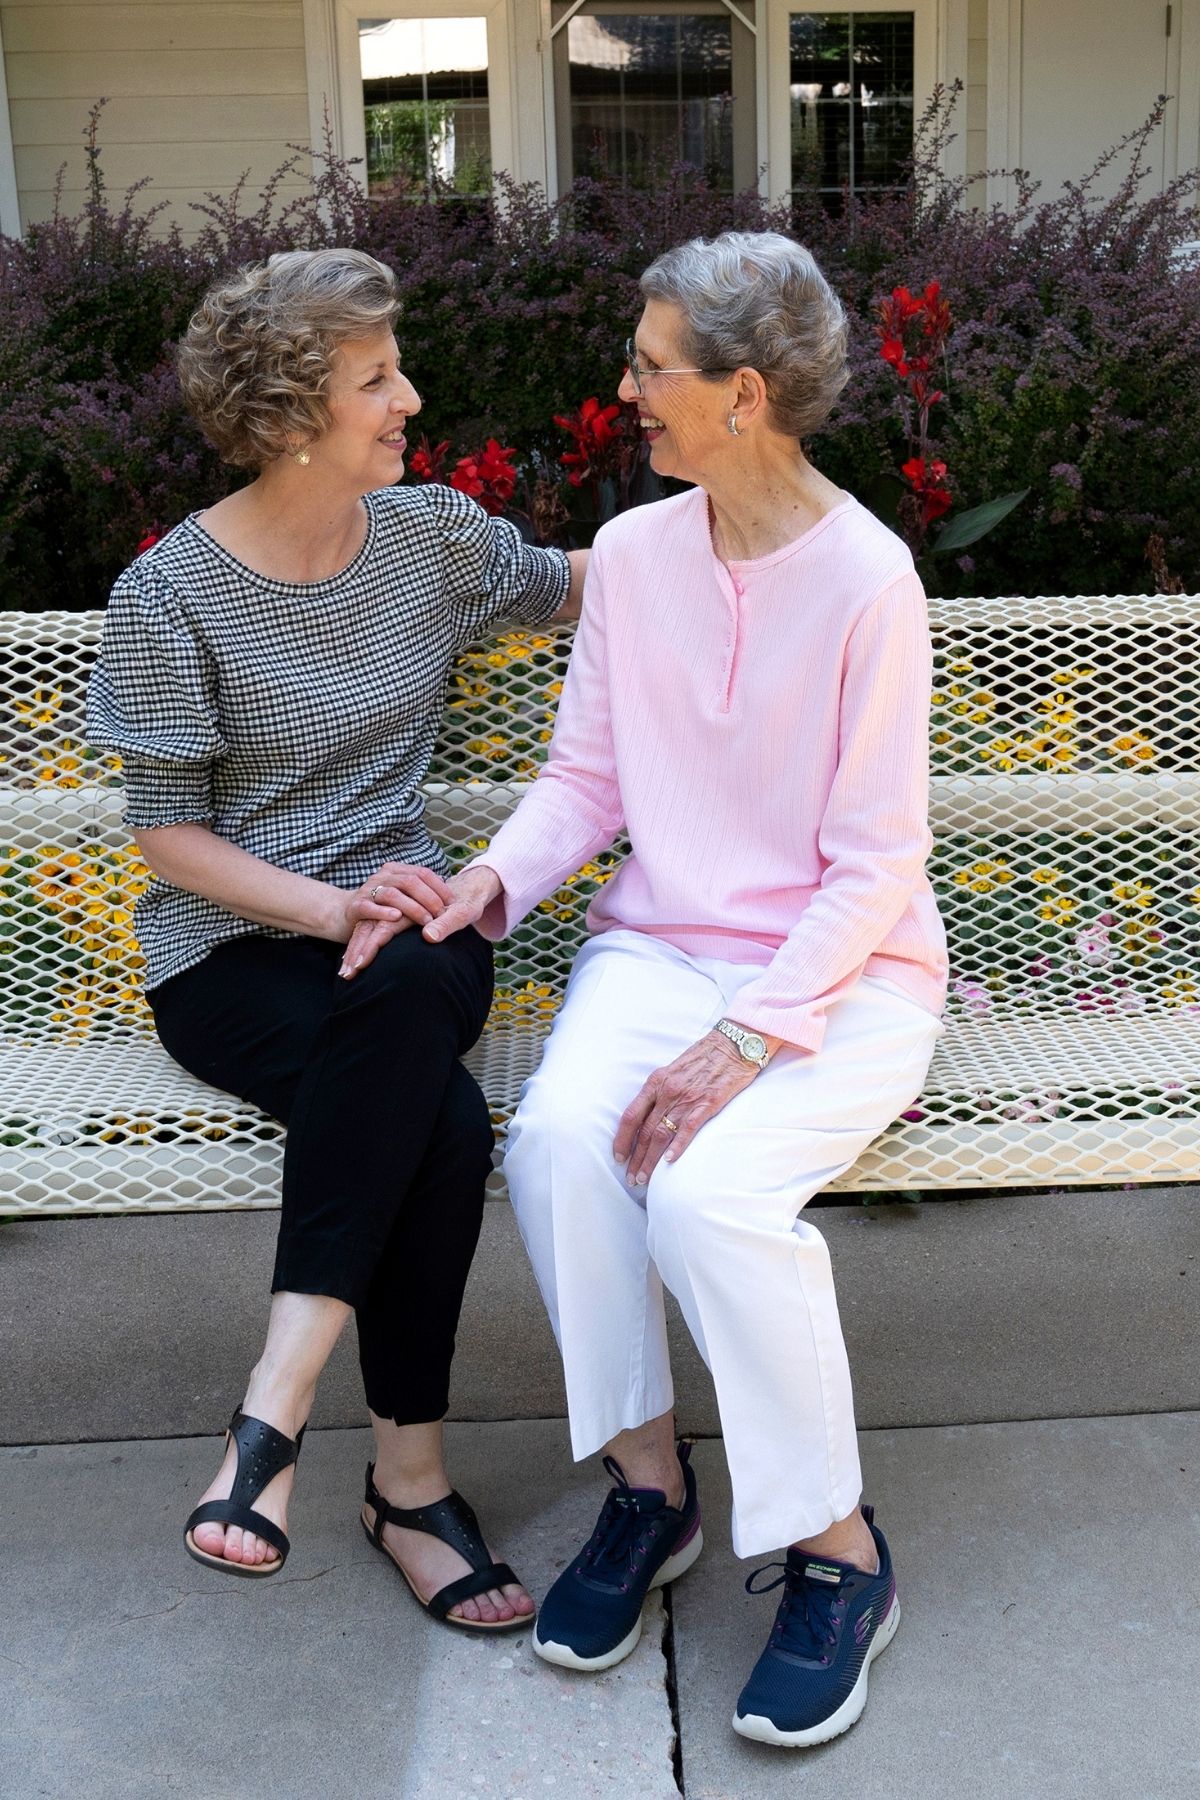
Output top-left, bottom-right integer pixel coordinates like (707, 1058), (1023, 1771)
(568, 13), (734, 190)
(854, 13), (914, 189)
(361, 17), (491, 196)
(789, 11), (912, 204)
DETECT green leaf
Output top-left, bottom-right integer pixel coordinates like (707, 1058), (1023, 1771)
(859, 471), (907, 531)
(597, 477), (619, 524)
(932, 488), (1029, 553)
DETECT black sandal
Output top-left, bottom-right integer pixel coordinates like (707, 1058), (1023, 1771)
(184, 1409), (305, 1579)
(360, 1462), (530, 1633)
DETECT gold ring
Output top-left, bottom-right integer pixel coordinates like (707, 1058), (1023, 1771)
(662, 1116), (679, 1133)
(370, 885), (383, 901)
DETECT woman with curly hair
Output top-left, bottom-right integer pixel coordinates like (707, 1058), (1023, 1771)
(87, 247), (584, 1629)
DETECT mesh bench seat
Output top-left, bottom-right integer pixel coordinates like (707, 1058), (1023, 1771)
(3, 598), (1198, 1215)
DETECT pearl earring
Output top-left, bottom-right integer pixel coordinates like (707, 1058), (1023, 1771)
(293, 447), (311, 466)
(727, 414), (740, 437)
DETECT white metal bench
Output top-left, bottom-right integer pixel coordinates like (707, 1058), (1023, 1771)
(3, 599), (1198, 1214)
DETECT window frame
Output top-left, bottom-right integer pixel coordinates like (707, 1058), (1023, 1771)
(306, 0), (516, 196)
(549, 0), (759, 193)
(762, 0), (937, 207)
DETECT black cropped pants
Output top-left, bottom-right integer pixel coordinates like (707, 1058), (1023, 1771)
(150, 927), (495, 1425)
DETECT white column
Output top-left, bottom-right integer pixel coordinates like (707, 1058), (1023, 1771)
(0, 13), (21, 237)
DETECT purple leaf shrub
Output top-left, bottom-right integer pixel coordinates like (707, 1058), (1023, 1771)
(1, 91), (1196, 608)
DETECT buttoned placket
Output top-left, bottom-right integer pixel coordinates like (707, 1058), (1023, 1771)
(712, 560), (747, 714)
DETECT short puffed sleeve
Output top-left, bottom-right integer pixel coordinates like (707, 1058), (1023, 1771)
(86, 560), (225, 828)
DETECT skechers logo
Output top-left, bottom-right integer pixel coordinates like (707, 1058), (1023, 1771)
(854, 1608), (874, 1645)
(806, 1563), (842, 1584)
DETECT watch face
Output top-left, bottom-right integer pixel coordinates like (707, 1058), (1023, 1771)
(741, 1034), (767, 1062)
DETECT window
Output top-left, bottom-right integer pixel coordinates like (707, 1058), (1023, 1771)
(788, 10), (914, 207)
(359, 15), (492, 194)
(554, 3), (757, 193)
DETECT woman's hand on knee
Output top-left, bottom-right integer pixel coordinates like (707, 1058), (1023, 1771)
(337, 864), (454, 979)
(421, 866), (502, 944)
(614, 1033), (760, 1185)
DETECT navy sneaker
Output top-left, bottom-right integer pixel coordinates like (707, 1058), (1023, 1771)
(533, 1443), (703, 1671)
(733, 1506), (899, 1747)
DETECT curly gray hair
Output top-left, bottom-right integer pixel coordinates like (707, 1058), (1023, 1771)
(639, 231), (848, 439)
(176, 248), (401, 469)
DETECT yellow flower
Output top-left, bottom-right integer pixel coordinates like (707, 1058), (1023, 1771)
(33, 745), (85, 787)
(1162, 972), (1198, 1008)
(948, 659), (974, 675)
(1190, 887), (1200, 910)
(491, 981), (560, 1023)
(952, 857), (1014, 895)
(932, 731), (951, 746)
(1107, 730), (1154, 766)
(1112, 880), (1153, 908)
(931, 692), (948, 708)
(12, 686), (63, 726)
(1038, 895), (1077, 924)
(980, 735), (1019, 771)
(464, 734), (511, 761)
(1050, 667), (1096, 685)
(1026, 732), (1075, 771)
(1031, 867), (1063, 885)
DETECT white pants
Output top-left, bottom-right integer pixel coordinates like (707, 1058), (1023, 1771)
(505, 930), (942, 1558)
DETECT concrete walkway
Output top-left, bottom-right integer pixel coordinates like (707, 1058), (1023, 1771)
(4, 1412), (1199, 1799)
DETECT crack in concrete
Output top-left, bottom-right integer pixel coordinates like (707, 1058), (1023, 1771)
(116, 1567), (336, 1623)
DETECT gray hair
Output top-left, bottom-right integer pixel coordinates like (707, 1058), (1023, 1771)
(639, 231), (848, 439)
(176, 248), (401, 469)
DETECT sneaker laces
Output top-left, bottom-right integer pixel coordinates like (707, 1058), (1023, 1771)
(575, 1457), (671, 1586)
(745, 1560), (844, 1662)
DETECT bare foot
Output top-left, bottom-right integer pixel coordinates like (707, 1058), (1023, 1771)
(189, 1404), (305, 1570)
(362, 1490), (535, 1626)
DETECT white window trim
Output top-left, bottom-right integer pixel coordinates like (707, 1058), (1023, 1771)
(304, 0), (517, 194)
(762, 0), (941, 207)
(0, 15), (21, 238)
(550, 0), (759, 194)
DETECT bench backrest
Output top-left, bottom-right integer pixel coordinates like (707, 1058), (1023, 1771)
(3, 598), (1199, 1047)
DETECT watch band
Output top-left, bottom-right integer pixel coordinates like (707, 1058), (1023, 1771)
(714, 1018), (770, 1068)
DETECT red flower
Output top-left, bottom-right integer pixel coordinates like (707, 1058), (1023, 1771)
(879, 337), (909, 378)
(554, 396), (628, 486)
(902, 456), (952, 525)
(136, 531), (160, 555)
(449, 439), (518, 516)
(408, 436), (450, 483)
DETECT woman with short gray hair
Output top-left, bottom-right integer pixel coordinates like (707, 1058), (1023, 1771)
(354, 228), (948, 1742)
(88, 247), (586, 1628)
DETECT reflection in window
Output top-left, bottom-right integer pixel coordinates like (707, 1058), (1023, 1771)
(568, 14), (734, 190)
(789, 12), (913, 207)
(360, 17), (491, 195)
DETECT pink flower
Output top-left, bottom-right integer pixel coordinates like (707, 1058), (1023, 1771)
(952, 976), (992, 1017)
(1074, 923), (1111, 968)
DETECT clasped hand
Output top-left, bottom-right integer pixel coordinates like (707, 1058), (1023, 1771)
(338, 863), (500, 978)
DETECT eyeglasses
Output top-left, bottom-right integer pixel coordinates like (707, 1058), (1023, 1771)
(624, 336), (731, 397)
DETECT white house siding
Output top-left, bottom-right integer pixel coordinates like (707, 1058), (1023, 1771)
(0, 0), (1192, 238)
(965, 0), (986, 192)
(2, 0), (310, 237)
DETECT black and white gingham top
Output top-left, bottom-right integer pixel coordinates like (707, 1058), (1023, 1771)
(86, 483), (569, 991)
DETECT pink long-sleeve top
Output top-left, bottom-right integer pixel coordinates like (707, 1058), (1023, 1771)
(474, 485), (948, 1052)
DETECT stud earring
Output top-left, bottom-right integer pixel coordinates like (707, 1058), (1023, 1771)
(292, 447), (311, 466)
(727, 414), (740, 437)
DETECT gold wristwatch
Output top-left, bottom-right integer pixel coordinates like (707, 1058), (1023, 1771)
(714, 1019), (771, 1069)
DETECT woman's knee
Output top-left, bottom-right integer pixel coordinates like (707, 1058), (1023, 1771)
(345, 928), (492, 1039)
